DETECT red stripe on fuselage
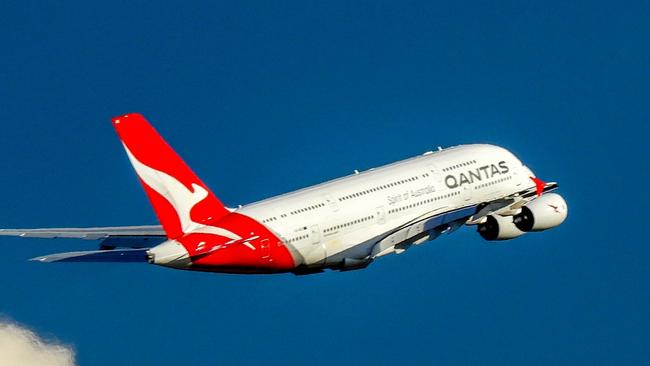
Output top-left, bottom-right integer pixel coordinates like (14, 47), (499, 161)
(180, 212), (296, 273)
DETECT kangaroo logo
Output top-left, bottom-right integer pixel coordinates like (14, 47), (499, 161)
(123, 145), (241, 240)
(547, 204), (561, 213)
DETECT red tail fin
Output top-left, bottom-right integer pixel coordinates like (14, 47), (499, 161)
(112, 113), (230, 239)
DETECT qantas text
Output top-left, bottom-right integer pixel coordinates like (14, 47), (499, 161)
(444, 161), (509, 189)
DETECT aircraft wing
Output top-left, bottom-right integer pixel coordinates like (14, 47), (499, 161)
(370, 181), (560, 259)
(0, 225), (166, 248)
(466, 181), (559, 224)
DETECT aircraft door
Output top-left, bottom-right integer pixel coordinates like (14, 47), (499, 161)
(376, 206), (386, 224)
(310, 225), (321, 244)
(325, 195), (339, 212)
(427, 164), (443, 185)
(462, 185), (472, 202)
(305, 224), (327, 266)
(513, 165), (522, 186)
(260, 239), (270, 259)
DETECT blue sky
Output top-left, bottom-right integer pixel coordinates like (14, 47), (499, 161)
(0, 1), (648, 365)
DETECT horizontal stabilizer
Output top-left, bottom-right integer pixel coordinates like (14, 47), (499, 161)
(30, 249), (150, 263)
(99, 236), (167, 249)
(0, 225), (164, 240)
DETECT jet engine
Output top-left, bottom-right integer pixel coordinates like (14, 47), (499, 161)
(477, 214), (525, 241)
(513, 193), (568, 232)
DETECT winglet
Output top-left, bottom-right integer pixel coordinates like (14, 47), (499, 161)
(530, 176), (546, 197)
(112, 113), (230, 239)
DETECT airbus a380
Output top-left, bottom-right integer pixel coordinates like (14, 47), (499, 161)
(0, 114), (568, 275)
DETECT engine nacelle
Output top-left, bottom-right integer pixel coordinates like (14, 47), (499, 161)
(477, 214), (526, 241)
(513, 193), (568, 232)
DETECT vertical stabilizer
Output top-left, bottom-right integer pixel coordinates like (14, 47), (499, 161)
(112, 113), (230, 239)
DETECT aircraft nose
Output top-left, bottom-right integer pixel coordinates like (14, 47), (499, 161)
(148, 240), (191, 268)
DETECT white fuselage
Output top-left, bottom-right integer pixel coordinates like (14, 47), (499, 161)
(9, 114), (563, 274)
(238, 144), (535, 269)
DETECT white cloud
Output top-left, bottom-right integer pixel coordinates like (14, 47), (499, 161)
(0, 320), (76, 366)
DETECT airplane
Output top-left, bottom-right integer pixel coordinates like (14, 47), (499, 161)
(0, 113), (568, 275)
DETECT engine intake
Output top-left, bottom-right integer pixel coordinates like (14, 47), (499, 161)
(513, 193), (568, 232)
(477, 214), (525, 241)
